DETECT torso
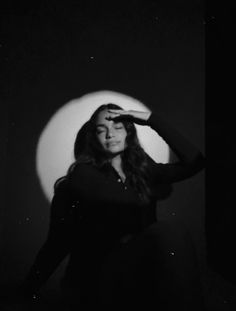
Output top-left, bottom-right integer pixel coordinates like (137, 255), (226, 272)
(68, 163), (156, 242)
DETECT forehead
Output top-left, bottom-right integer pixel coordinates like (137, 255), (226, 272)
(96, 109), (122, 126)
(96, 109), (110, 123)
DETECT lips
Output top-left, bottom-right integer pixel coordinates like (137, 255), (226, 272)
(107, 141), (120, 147)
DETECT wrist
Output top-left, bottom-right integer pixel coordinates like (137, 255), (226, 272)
(146, 111), (152, 121)
(142, 111), (152, 121)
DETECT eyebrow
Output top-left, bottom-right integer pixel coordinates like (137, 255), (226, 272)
(96, 124), (106, 128)
(96, 121), (123, 128)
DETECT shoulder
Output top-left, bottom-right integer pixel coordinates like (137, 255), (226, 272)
(69, 162), (98, 179)
(67, 162), (101, 190)
(52, 163), (95, 197)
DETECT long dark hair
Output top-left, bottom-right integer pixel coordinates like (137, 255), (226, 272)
(55, 103), (151, 203)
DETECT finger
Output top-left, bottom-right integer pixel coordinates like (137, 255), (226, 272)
(108, 109), (126, 114)
(105, 113), (118, 120)
(106, 116), (120, 121)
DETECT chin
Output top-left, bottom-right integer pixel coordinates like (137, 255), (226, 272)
(108, 150), (123, 155)
(106, 147), (124, 155)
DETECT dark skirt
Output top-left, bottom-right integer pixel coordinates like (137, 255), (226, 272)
(60, 219), (205, 310)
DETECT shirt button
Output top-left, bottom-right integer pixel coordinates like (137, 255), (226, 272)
(117, 179), (122, 182)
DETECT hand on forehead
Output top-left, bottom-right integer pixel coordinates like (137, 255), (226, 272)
(97, 109), (122, 123)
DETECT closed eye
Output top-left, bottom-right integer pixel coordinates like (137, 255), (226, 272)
(96, 125), (106, 134)
(114, 122), (124, 129)
(96, 129), (105, 134)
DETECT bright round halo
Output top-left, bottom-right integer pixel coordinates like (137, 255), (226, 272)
(36, 90), (170, 201)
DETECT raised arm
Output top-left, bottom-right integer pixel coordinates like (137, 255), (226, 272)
(145, 112), (205, 183)
(108, 108), (205, 184)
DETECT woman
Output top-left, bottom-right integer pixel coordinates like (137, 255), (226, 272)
(22, 103), (205, 310)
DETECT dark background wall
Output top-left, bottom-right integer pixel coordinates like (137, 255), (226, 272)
(207, 0), (236, 282)
(1, 0), (233, 306)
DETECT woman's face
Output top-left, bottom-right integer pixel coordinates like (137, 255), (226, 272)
(95, 109), (127, 155)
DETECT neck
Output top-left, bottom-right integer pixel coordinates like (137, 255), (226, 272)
(110, 154), (123, 173)
(108, 154), (126, 182)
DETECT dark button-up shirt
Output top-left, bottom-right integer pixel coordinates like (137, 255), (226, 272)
(24, 112), (205, 293)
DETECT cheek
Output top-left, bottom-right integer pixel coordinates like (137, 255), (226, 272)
(96, 135), (105, 146)
(124, 138), (128, 148)
(121, 132), (127, 146)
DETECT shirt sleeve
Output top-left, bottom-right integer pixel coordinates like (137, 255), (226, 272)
(145, 112), (205, 184)
(22, 180), (77, 296)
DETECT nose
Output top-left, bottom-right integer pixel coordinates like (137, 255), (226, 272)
(106, 128), (115, 139)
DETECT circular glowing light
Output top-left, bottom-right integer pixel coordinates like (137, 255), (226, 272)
(36, 90), (170, 201)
